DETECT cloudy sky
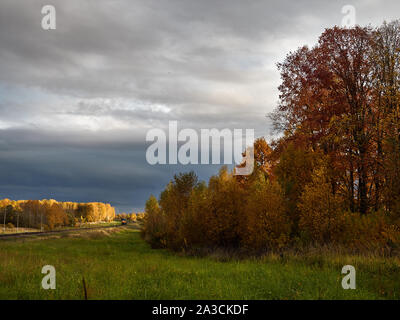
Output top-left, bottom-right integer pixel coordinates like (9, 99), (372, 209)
(0, 0), (399, 212)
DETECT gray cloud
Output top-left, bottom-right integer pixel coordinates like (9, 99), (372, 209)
(0, 0), (399, 210)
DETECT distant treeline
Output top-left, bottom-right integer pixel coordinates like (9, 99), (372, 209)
(115, 212), (145, 222)
(0, 199), (116, 230)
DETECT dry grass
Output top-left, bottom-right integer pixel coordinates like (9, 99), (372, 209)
(1, 226), (127, 242)
(0, 227), (39, 234)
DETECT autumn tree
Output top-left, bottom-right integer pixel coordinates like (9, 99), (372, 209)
(372, 21), (400, 213)
(159, 171), (200, 249)
(274, 143), (319, 234)
(142, 195), (167, 248)
(298, 163), (346, 244)
(44, 203), (68, 229)
(181, 181), (209, 247)
(141, 21), (400, 255)
(205, 166), (246, 247)
(235, 137), (274, 187)
(273, 26), (381, 214)
(241, 171), (290, 251)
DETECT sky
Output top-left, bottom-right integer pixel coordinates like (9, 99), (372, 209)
(0, 0), (399, 212)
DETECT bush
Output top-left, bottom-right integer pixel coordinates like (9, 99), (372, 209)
(341, 210), (400, 254)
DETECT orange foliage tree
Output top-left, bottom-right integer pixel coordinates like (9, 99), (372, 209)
(142, 22), (400, 255)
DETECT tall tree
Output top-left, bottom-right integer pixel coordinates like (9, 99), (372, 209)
(273, 26), (377, 214)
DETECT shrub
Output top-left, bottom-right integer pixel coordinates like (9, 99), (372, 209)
(6, 222), (14, 229)
(341, 210), (400, 254)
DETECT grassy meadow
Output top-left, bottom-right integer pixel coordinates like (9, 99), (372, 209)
(0, 226), (399, 300)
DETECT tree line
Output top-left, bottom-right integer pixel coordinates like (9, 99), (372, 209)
(115, 212), (145, 222)
(142, 21), (400, 255)
(0, 199), (116, 230)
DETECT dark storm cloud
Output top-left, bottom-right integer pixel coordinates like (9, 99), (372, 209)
(0, 127), (224, 211)
(0, 0), (399, 210)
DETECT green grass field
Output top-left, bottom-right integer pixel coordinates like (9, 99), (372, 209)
(0, 226), (399, 300)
